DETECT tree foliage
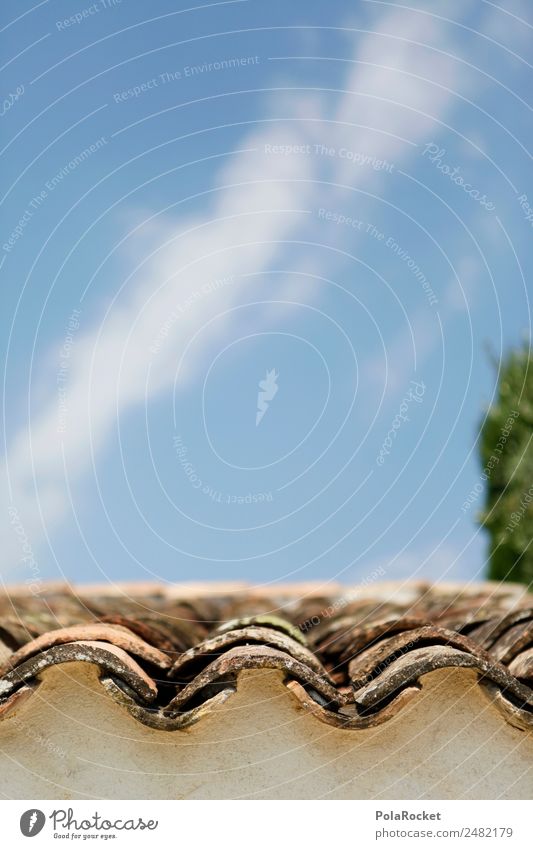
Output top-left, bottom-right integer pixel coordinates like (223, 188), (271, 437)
(479, 343), (533, 585)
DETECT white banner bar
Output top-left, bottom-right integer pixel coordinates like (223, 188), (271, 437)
(1, 799), (531, 848)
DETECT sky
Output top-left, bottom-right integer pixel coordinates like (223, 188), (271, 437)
(1, 0), (532, 590)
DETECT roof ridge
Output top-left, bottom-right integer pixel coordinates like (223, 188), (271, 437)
(0, 582), (531, 733)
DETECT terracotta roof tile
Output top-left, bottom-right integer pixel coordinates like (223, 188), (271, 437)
(0, 623), (172, 675)
(0, 580), (532, 732)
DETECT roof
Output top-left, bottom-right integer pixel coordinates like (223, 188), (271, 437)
(1, 580), (532, 732)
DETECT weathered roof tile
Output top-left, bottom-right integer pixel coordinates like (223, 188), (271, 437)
(0, 580), (532, 732)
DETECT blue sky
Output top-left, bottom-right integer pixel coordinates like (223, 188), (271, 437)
(1, 0), (532, 588)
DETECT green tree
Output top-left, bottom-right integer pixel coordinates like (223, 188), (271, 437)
(479, 343), (533, 586)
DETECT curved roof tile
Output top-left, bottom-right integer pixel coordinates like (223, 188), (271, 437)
(0, 581), (532, 731)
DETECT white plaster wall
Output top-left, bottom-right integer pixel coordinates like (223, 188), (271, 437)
(0, 662), (531, 799)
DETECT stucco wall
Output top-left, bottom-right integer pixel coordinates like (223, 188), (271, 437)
(0, 662), (532, 799)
